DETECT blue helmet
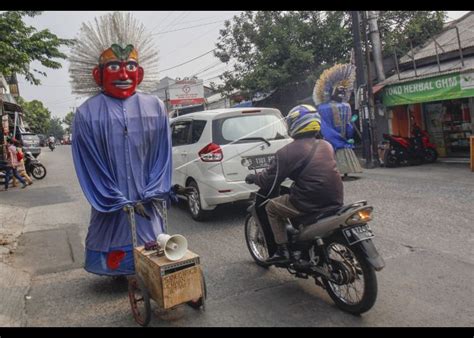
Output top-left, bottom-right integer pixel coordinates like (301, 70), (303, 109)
(286, 104), (321, 137)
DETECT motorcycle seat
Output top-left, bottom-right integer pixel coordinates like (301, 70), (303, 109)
(290, 206), (341, 226)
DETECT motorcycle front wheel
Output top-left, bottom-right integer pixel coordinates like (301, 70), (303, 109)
(321, 238), (378, 315)
(423, 148), (438, 163)
(244, 214), (271, 268)
(384, 150), (399, 168)
(31, 164), (47, 179)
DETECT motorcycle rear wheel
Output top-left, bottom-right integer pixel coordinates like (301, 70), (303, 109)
(321, 238), (378, 315)
(31, 164), (47, 180)
(245, 214), (271, 268)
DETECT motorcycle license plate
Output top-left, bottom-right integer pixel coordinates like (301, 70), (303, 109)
(343, 224), (375, 245)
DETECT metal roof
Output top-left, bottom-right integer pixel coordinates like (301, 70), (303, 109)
(380, 55), (474, 86)
(399, 12), (474, 64)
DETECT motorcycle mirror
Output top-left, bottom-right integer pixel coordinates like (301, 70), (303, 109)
(351, 115), (359, 123)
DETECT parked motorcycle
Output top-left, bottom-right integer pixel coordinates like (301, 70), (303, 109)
(244, 183), (385, 314)
(25, 151), (47, 179)
(49, 142), (56, 151)
(382, 130), (438, 167)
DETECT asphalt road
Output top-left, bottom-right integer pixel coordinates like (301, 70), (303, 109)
(1, 145), (473, 327)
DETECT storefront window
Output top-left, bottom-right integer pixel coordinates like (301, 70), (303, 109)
(442, 99), (471, 157)
(424, 98), (472, 158)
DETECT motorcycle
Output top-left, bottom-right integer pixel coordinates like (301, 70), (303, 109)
(244, 182), (385, 314)
(25, 151), (47, 179)
(382, 130), (438, 167)
(49, 142), (56, 151)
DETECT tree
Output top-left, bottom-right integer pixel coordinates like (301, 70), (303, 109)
(377, 11), (446, 57)
(214, 11), (352, 98)
(0, 11), (73, 85)
(63, 111), (75, 134)
(48, 117), (64, 140)
(16, 96), (51, 135)
(214, 11), (447, 97)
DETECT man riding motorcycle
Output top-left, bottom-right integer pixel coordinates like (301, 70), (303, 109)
(245, 104), (343, 264)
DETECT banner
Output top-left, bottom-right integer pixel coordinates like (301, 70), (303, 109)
(382, 71), (474, 107)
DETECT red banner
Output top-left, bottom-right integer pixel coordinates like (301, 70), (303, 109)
(170, 98), (205, 106)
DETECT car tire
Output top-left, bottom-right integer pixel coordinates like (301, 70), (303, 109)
(186, 180), (211, 222)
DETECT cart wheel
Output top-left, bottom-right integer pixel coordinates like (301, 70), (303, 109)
(187, 272), (207, 311)
(128, 275), (151, 326)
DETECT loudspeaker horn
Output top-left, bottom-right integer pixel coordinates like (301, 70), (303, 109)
(156, 233), (188, 261)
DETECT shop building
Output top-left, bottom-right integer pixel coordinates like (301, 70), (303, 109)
(377, 12), (474, 158)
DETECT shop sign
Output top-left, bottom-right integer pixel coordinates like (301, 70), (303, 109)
(383, 72), (474, 106)
(169, 78), (205, 106)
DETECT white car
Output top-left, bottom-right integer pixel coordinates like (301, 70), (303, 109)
(170, 107), (292, 220)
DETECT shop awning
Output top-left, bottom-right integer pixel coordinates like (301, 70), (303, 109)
(373, 83), (385, 94)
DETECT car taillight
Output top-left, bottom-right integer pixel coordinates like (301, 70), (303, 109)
(198, 143), (223, 162)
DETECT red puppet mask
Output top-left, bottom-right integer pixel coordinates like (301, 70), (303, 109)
(93, 44), (144, 99)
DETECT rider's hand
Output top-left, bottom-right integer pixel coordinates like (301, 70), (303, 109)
(245, 174), (256, 184)
(134, 202), (151, 220)
(348, 138), (355, 144)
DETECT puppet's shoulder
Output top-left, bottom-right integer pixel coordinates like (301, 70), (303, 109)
(136, 92), (166, 114)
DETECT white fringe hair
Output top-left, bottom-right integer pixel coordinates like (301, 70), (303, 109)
(68, 11), (159, 97)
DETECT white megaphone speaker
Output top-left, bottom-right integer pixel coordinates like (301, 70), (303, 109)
(156, 233), (188, 261)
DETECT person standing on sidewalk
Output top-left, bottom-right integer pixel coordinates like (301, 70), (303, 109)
(69, 12), (172, 276)
(12, 143), (33, 187)
(2, 138), (27, 191)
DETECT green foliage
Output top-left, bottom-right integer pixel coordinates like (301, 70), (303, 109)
(215, 11), (352, 97)
(62, 111), (75, 134)
(373, 11), (446, 56)
(48, 116), (64, 140)
(215, 11), (447, 97)
(16, 96), (51, 134)
(0, 11), (73, 85)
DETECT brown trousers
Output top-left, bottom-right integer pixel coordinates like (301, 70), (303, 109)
(265, 194), (304, 245)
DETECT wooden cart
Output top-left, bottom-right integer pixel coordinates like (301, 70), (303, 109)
(125, 200), (206, 326)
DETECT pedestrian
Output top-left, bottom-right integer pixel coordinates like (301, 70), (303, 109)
(69, 12), (172, 276)
(2, 138), (27, 191)
(12, 143), (33, 187)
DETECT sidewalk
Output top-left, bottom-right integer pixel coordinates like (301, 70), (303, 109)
(0, 204), (31, 327)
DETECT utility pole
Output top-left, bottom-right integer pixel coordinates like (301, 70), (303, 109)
(351, 11), (373, 168)
(361, 11), (379, 168)
(367, 11), (385, 82)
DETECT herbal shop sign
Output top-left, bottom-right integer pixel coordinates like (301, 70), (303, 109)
(383, 72), (474, 106)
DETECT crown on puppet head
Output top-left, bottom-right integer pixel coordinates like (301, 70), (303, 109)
(68, 12), (159, 97)
(99, 44), (139, 64)
(313, 63), (356, 105)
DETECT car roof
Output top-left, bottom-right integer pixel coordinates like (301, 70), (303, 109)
(171, 107), (282, 122)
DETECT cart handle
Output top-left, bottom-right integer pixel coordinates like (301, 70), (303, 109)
(124, 199), (169, 250)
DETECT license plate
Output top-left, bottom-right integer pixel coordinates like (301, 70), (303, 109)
(242, 154), (275, 170)
(343, 224), (375, 245)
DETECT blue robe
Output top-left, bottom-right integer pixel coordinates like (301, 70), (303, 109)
(318, 101), (354, 151)
(72, 92), (172, 275)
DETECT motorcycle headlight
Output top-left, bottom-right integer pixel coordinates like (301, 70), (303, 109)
(346, 207), (373, 225)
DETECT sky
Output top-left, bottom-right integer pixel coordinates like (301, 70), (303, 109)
(15, 10), (469, 120)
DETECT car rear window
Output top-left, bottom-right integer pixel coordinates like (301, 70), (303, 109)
(212, 113), (288, 145)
